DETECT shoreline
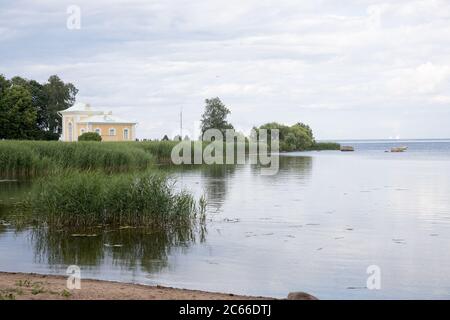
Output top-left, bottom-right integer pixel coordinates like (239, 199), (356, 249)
(0, 272), (276, 300)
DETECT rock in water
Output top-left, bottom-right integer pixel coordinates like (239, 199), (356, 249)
(340, 146), (354, 152)
(287, 292), (319, 300)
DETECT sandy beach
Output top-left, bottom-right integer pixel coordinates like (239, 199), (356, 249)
(0, 272), (275, 300)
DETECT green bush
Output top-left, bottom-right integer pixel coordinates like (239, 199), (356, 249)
(78, 132), (102, 141)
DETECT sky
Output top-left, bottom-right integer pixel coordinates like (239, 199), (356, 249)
(1, 0), (450, 140)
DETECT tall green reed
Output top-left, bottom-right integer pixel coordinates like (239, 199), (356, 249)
(27, 171), (203, 228)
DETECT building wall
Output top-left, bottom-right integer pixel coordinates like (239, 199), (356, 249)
(61, 114), (136, 142)
(90, 124), (135, 142)
(62, 115), (76, 142)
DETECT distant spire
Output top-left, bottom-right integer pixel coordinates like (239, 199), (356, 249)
(180, 107), (183, 138)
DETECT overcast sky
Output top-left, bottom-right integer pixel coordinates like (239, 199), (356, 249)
(1, 0), (450, 139)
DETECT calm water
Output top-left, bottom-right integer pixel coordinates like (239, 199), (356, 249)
(1, 139), (450, 299)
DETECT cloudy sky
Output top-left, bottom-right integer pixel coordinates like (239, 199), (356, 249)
(1, 0), (450, 139)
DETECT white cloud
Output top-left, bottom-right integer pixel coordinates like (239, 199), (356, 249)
(1, 0), (450, 139)
(387, 62), (450, 95)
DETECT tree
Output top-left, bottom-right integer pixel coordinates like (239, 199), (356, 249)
(200, 97), (234, 138)
(43, 75), (78, 135)
(162, 135), (170, 141)
(256, 122), (315, 151)
(10, 76), (58, 140)
(0, 74), (78, 140)
(0, 75), (10, 98)
(293, 122), (314, 141)
(0, 85), (37, 139)
(78, 132), (102, 141)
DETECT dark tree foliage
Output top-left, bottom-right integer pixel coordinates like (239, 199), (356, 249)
(44, 75), (78, 135)
(200, 97), (234, 138)
(0, 74), (78, 140)
(256, 122), (315, 151)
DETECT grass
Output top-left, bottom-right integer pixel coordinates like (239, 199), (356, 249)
(0, 141), (155, 178)
(25, 171), (205, 228)
(15, 280), (32, 287)
(0, 139), (341, 178)
(133, 141), (181, 163)
(61, 289), (72, 298)
(0, 292), (16, 300)
(31, 283), (45, 295)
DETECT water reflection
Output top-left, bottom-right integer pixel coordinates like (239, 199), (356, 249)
(4, 144), (450, 299)
(200, 165), (236, 212)
(31, 225), (205, 273)
(0, 181), (31, 216)
(167, 157), (313, 215)
(0, 179), (206, 274)
(251, 155), (313, 181)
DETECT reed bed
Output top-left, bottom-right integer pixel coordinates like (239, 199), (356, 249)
(27, 171), (205, 228)
(132, 141), (180, 163)
(0, 140), (341, 178)
(306, 142), (341, 151)
(0, 141), (154, 177)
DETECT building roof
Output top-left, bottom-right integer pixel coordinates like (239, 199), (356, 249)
(78, 114), (136, 124)
(59, 102), (101, 114)
(59, 102), (137, 124)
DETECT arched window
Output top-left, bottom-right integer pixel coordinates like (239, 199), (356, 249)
(68, 122), (73, 142)
(109, 128), (116, 136)
(80, 128), (85, 135)
(95, 128), (101, 135)
(123, 128), (129, 140)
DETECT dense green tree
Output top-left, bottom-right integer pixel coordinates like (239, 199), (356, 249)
(0, 85), (37, 139)
(0, 75), (10, 99)
(257, 122), (315, 151)
(293, 122), (314, 141)
(200, 97), (234, 138)
(43, 75), (78, 135)
(10, 76), (52, 138)
(0, 74), (78, 140)
(162, 135), (170, 141)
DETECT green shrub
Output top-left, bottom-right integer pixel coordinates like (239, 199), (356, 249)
(78, 132), (102, 141)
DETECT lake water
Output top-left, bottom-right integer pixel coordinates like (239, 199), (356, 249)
(1, 139), (450, 299)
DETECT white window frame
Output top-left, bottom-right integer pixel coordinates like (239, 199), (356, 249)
(95, 128), (102, 135)
(80, 128), (86, 135)
(123, 128), (129, 140)
(109, 128), (116, 136)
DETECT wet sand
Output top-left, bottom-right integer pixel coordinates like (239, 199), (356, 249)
(0, 272), (274, 300)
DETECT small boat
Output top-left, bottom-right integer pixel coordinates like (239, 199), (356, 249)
(340, 146), (354, 152)
(390, 146), (408, 152)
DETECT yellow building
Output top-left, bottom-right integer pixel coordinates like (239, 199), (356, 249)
(58, 103), (137, 142)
